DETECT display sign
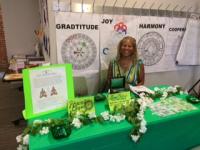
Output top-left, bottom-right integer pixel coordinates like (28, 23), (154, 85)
(107, 91), (132, 112)
(56, 12), (100, 76)
(22, 64), (74, 119)
(67, 96), (95, 117)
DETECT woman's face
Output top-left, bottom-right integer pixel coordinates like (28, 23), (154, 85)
(120, 39), (135, 57)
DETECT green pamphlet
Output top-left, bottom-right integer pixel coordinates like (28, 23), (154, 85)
(68, 96), (95, 117)
(22, 64), (74, 119)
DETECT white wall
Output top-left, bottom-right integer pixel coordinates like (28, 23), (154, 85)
(1, 0), (40, 59)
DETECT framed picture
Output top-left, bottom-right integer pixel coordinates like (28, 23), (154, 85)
(22, 64), (74, 119)
(110, 76), (125, 93)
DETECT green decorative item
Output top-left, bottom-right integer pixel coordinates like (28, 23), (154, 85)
(186, 95), (200, 104)
(110, 77), (125, 93)
(51, 125), (71, 139)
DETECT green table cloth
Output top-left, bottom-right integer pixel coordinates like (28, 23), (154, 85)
(29, 88), (200, 150)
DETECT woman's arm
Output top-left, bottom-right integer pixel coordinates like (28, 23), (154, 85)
(137, 64), (145, 86)
(103, 62), (113, 91)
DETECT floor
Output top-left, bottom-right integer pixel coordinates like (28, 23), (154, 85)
(0, 77), (26, 150)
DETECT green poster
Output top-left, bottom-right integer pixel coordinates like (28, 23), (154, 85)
(22, 64), (74, 119)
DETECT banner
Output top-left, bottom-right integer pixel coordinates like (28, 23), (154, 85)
(100, 15), (189, 73)
(55, 12), (194, 73)
(136, 16), (167, 72)
(176, 13), (200, 65)
(56, 12), (100, 76)
(165, 17), (188, 70)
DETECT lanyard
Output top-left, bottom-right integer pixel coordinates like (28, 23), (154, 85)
(115, 61), (133, 81)
(113, 60), (138, 86)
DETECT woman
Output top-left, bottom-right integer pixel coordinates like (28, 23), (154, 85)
(105, 36), (145, 91)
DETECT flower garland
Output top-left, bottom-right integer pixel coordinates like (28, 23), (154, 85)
(126, 85), (186, 142)
(149, 85), (186, 100)
(16, 85), (186, 150)
(16, 112), (126, 150)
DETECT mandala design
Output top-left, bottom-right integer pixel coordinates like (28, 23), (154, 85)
(61, 33), (97, 70)
(137, 32), (165, 66)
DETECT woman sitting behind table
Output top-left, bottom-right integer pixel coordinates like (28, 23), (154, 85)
(105, 36), (145, 90)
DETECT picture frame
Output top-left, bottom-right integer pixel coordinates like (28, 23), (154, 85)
(110, 76), (125, 93)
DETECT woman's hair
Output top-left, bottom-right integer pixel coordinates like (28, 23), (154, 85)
(116, 36), (138, 65)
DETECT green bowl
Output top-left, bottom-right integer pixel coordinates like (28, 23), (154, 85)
(186, 95), (200, 104)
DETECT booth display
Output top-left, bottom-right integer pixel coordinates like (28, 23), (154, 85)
(10, 1), (200, 150)
(16, 83), (200, 150)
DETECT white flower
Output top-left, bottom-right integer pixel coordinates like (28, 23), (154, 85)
(22, 134), (29, 145)
(174, 85), (180, 89)
(117, 114), (125, 122)
(167, 86), (173, 92)
(139, 92), (146, 98)
(115, 116), (122, 122)
(108, 89), (110, 93)
(46, 119), (52, 124)
(88, 113), (96, 119)
(140, 120), (147, 127)
(180, 91), (184, 95)
(39, 127), (49, 135)
(75, 111), (81, 117)
(72, 118), (82, 128)
(146, 97), (154, 105)
(162, 92), (168, 99)
(154, 87), (160, 91)
(109, 115), (115, 122)
(137, 112), (144, 120)
(172, 87), (177, 93)
(138, 98), (148, 109)
(33, 120), (42, 126)
(101, 111), (110, 120)
(131, 134), (140, 142)
(139, 126), (147, 133)
(137, 98), (143, 105)
(108, 114), (125, 122)
(167, 86), (178, 93)
(17, 145), (28, 150)
(16, 134), (22, 143)
(17, 144), (23, 150)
